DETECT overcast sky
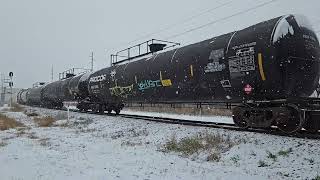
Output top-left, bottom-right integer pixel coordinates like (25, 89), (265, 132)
(0, 0), (319, 88)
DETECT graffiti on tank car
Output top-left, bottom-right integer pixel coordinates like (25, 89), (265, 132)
(110, 70), (116, 81)
(204, 49), (226, 73)
(138, 80), (162, 91)
(89, 74), (106, 83)
(109, 84), (133, 98)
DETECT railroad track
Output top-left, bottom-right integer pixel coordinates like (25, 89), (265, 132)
(38, 107), (320, 139)
(118, 113), (320, 140)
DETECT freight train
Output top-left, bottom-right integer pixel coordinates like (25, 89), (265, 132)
(17, 14), (320, 134)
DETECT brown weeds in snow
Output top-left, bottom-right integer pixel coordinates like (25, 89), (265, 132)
(162, 132), (235, 161)
(0, 113), (24, 130)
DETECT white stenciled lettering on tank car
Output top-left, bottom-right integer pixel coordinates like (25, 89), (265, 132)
(231, 42), (257, 50)
(229, 42), (256, 74)
(303, 34), (317, 42)
(89, 74), (107, 83)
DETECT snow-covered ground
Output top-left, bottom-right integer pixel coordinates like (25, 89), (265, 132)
(0, 106), (319, 180)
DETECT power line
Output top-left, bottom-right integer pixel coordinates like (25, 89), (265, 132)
(165, 0), (280, 40)
(110, 0), (235, 51)
(126, 0), (234, 44)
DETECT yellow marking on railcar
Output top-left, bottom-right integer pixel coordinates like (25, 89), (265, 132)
(258, 53), (266, 81)
(161, 79), (172, 86)
(160, 71), (172, 86)
(190, 65), (194, 77)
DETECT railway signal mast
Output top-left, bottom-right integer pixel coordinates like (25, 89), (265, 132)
(8, 72), (13, 107)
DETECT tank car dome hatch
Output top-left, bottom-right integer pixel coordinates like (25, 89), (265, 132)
(271, 14), (320, 97)
(66, 73), (75, 79)
(149, 43), (166, 53)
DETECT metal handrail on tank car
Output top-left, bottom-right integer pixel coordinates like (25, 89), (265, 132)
(58, 68), (91, 80)
(110, 39), (180, 66)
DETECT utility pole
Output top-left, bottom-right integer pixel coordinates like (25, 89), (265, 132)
(90, 52), (94, 72)
(0, 74), (3, 106)
(51, 65), (54, 82)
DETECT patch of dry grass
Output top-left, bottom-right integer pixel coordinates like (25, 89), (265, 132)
(162, 132), (235, 161)
(0, 113), (24, 130)
(33, 116), (56, 127)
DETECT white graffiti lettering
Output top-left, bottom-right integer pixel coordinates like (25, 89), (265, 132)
(89, 74), (107, 83)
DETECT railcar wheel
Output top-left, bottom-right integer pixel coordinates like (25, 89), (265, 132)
(276, 104), (304, 134)
(107, 109), (112, 114)
(303, 113), (319, 133)
(232, 106), (249, 128)
(92, 105), (98, 113)
(115, 109), (121, 115)
(98, 105), (104, 114)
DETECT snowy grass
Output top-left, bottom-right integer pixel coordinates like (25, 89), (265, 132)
(1, 106), (319, 180)
(24, 111), (39, 117)
(38, 138), (50, 147)
(258, 160), (269, 167)
(53, 111), (68, 120)
(0, 113), (24, 130)
(314, 175), (320, 180)
(0, 140), (7, 148)
(278, 148), (293, 157)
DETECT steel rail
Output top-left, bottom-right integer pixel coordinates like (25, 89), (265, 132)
(117, 113), (320, 140)
(40, 107), (320, 140)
